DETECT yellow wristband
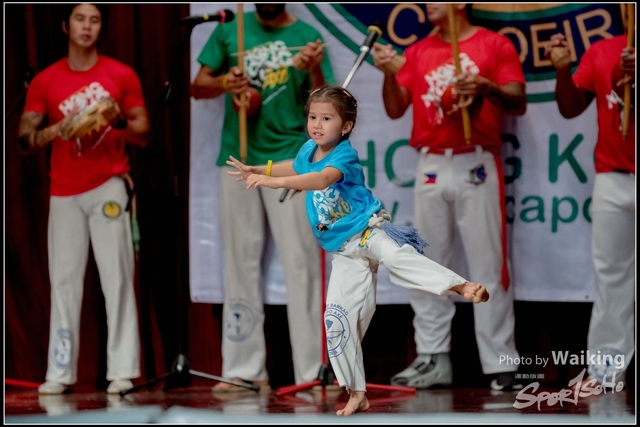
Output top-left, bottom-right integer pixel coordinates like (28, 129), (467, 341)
(222, 73), (230, 91)
(266, 160), (273, 177)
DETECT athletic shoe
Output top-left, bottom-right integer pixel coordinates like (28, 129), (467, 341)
(490, 372), (523, 391)
(107, 379), (134, 394)
(38, 381), (67, 395)
(390, 353), (453, 389)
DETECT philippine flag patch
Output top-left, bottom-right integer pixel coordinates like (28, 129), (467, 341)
(424, 173), (437, 184)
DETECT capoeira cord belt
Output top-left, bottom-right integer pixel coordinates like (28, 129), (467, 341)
(120, 172), (140, 257)
(368, 210), (429, 254)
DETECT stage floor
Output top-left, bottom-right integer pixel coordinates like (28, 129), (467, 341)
(4, 381), (636, 424)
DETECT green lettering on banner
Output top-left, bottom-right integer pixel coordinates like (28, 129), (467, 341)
(552, 196), (579, 233)
(501, 133), (522, 184)
(360, 140), (376, 189)
(549, 134), (587, 183)
(391, 201), (399, 220)
(520, 196), (545, 223)
(385, 139), (414, 188)
(583, 197), (592, 223)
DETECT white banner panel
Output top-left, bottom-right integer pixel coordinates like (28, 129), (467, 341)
(189, 3), (625, 304)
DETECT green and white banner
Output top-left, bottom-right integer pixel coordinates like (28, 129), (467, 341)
(189, 3), (627, 304)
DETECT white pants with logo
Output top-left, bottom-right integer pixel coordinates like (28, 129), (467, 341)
(326, 227), (467, 392)
(219, 167), (322, 384)
(588, 172), (635, 383)
(46, 176), (140, 385)
(409, 147), (519, 375)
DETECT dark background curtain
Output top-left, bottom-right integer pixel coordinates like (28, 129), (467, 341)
(4, 3), (224, 390)
(4, 3), (633, 392)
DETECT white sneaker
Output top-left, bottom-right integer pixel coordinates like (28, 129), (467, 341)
(38, 381), (67, 395)
(107, 380), (134, 394)
(490, 372), (524, 391)
(390, 353), (453, 389)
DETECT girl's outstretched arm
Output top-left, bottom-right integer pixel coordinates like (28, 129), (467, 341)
(226, 156), (296, 181)
(246, 167), (343, 191)
(226, 156), (261, 181)
(269, 161), (297, 177)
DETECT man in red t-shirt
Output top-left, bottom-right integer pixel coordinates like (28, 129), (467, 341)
(545, 21), (635, 388)
(18, 3), (150, 395)
(373, 3), (527, 391)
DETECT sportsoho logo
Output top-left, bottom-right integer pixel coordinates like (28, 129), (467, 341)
(513, 368), (625, 410)
(513, 350), (626, 410)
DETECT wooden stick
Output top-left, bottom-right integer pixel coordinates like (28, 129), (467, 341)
(231, 43), (330, 56)
(622, 3), (634, 140)
(447, 4), (471, 145)
(237, 3), (247, 163)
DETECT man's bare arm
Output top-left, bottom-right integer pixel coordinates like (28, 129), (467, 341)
(191, 65), (227, 100)
(120, 106), (150, 147)
(481, 81), (527, 116)
(373, 42), (411, 119)
(191, 65), (249, 100)
(18, 112), (71, 154)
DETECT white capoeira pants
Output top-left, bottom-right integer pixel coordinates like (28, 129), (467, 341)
(46, 176), (140, 385)
(409, 146), (519, 375)
(325, 224), (467, 392)
(587, 172), (635, 383)
(219, 167), (322, 384)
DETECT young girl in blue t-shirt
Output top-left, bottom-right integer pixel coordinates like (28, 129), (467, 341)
(227, 85), (489, 416)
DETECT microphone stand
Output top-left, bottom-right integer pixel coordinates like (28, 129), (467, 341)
(342, 40), (376, 88)
(121, 19), (258, 398)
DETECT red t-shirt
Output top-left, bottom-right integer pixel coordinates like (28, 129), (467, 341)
(572, 35), (635, 174)
(24, 55), (146, 196)
(397, 28), (525, 151)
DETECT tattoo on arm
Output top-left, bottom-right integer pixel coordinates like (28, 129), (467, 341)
(18, 112), (52, 152)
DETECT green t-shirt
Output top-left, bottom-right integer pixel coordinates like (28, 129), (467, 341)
(197, 12), (335, 166)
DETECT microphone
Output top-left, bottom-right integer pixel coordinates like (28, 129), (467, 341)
(180, 9), (235, 26)
(342, 23), (383, 88)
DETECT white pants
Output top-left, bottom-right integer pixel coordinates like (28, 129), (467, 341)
(588, 172), (635, 383)
(409, 147), (519, 375)
(325, 226), (466, 392)
(46, 177), (140, 384)
(219, 167), (322, 384)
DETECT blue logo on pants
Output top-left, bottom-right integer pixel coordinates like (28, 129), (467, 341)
(224, 301), (257, 342)
(51, 328), (72, 371)
(325, 304), (350, 358)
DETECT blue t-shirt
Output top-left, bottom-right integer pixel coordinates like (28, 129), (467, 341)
(292, 139), (382, 252)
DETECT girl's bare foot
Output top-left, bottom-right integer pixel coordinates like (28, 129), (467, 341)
(451, 282), (489, 303)
(336, 389), (370, 416)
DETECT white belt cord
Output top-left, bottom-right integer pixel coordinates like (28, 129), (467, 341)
(368, 209), (391, 228)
